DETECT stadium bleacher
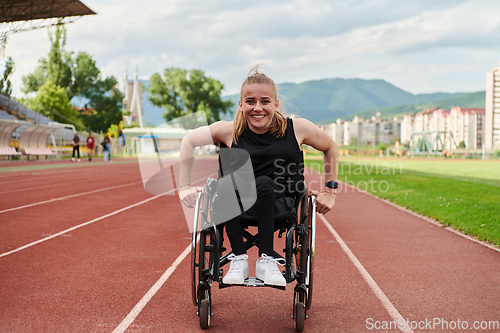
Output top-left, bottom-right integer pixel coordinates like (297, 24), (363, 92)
(0, 110), (16, 120)
(0, 95), (76, 161)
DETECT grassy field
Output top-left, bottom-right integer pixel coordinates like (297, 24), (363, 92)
(305, 157), (500, 247)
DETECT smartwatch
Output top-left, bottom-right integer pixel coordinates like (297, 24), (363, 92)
(324, 180), (338, 189)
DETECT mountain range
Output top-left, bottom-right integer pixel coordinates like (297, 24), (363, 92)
(139, 78), (485, 126)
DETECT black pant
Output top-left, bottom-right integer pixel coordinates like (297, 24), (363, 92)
(224, 176), (278, 256)
(72, 146), (80, 158)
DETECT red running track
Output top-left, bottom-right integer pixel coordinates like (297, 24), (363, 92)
(0, 159), (499, 332)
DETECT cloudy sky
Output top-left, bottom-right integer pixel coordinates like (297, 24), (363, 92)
(4, 0), (500, 98)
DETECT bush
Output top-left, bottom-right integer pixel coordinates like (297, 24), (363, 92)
(377, 142), (387, 152)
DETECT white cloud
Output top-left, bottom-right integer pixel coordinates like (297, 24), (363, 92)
(3, 0), (500, 98)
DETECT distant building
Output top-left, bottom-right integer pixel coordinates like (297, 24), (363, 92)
(485, 62), (500, 150)
(450, 107), (485, 150)
(122, 70), (144, 127)
(327, 113), (401, 146)
(350, 116), (365, 145)
(343, 120), (350, 145)
(401, 114), (414, 144)
(429, 109), (450, 133)
(401, 106), (484, 150)
(414, 108), (435, 133)
(322, 119), (345, 145)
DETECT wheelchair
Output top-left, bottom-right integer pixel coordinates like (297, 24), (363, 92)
(191, 176), (317, 331)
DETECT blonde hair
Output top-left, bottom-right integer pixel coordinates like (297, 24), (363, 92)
(232, 65), (287, 144)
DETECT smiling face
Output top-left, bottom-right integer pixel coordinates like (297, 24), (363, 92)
(239, 83), (279, 134)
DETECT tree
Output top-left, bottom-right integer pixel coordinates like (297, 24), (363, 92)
(0, 56), (14, 97)
(70, 52), (100, 99)
(79, 77), (124, 132)
(21, 22), (122, 131)
(27, 80), (79, 124)
(148, 68), (233, 125)
(22, 22), (73, 95)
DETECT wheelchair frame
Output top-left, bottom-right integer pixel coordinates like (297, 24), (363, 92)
(191, 177), (316, 331)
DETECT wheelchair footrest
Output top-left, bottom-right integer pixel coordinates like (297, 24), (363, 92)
(219, 277), (286, 290)
(244, 277), (266, 287)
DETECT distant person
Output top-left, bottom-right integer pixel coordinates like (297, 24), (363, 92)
(102, 133), (112, 162)
(71, 133), (81, 162)
(86, 132), (95, 162)
(118, 126), (126, 147)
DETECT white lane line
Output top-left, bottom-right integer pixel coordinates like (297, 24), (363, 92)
(347, 184), (500, 254)
(0, 176), (118, 195)
(112, 243), (191, 333)
(318, 214), (414, 333)
(0, 193), (164, 258)
(0, 174), (209, 257)
(0, 181), (142, 214)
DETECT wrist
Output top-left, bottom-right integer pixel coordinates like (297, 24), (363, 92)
(323, 180), (338, 194)
(322, 187), (336, 195)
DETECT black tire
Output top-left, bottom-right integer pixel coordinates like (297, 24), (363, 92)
(199, 298), (210, 329)
(295, 192), (309, 283)
(294, 302), (305, 332)
(191, 192), (203, 306)
(191, 229), (199, 306)
(306, 196), (316, 310)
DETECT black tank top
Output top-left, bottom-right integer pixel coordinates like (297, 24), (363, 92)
(222, 118), (304, 196)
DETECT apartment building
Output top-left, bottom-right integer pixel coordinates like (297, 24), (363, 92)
(329, 113), (401, 146)
(450, 107), (485, 149)
(413, 108), (434, 133)
(343, 121), (350, 145)
(401, 114), (414, 144)
(401, 107), (484, 150)
(322, 119), (344, 145)
(485, 62), (500, 150)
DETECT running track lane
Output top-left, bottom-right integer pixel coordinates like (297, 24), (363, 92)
(0, 161), (198, 332)
(111, 169), (500, 332)
(1, 162), (499, 332)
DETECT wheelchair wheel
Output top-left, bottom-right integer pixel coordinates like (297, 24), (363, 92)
(191, 193), (203, 306)
(198, 228), (216, 285)
(296, 194), (315, 309)
(193, 228), (216, 330)
(305, 195), (316, 310)
(294, 302), (305, 332)
(293, 289), (306, 332)
(199, 290), (211, 329)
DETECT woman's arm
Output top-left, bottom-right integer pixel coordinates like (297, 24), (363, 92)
(178, 120), (233, 207)
(294, 118), (339, 214)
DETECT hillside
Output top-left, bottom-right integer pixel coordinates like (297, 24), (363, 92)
(331, 91), (486, 123)
(139, 77), (481, 126)
(222, 78), (465, 123)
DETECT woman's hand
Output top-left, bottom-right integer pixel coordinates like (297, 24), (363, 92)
(179, 185), (204, 208)
(309, 189), (336, 215)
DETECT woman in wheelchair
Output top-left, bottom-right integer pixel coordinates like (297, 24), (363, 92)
(179, 65), (338, 287)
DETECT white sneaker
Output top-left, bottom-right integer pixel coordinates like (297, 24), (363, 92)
(223, 254), (249, 285)
(77, 159), (80, 162)
(71, 158), (75, 162)
(255, 253), (286, 287)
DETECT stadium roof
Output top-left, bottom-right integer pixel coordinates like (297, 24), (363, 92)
(0, 0), (96, 23)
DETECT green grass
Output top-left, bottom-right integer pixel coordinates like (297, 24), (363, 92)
(305, 158), (500, 247)
(343, 157), (500, 186)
